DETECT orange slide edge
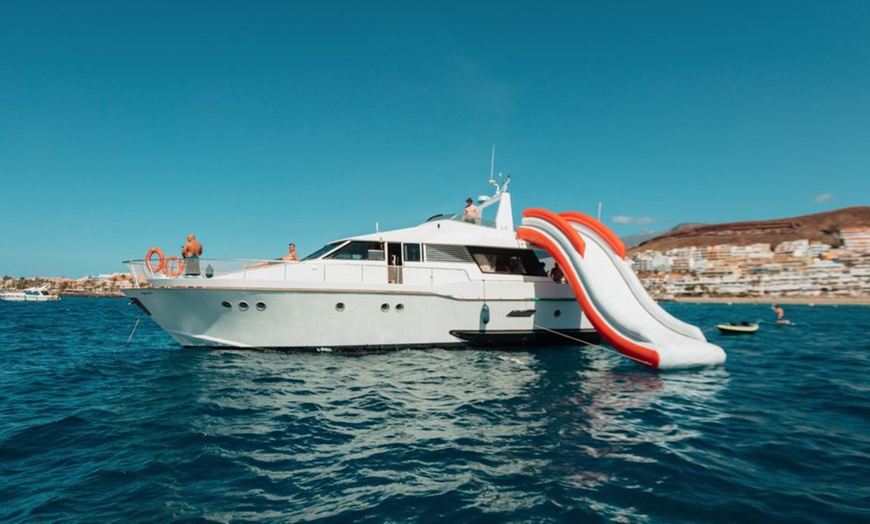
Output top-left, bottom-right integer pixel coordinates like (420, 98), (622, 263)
(521, 208), (586, 257)
(559, 211), (627, 260)
(517, 224), (660, 369)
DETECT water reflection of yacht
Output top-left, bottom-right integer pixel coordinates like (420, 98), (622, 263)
(124, 176), (598, 350)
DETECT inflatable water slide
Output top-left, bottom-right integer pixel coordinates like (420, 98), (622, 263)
(518, 209), (726, 370)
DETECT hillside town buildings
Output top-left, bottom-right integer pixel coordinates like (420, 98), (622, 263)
(0, 273), (133, 296)
(631, 227), (870, 299)
(4, 229), (870, 300)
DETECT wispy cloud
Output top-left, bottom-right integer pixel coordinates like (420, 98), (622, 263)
(399, 40), (516, 119)
(813, 192), (833, 203)
(445, 54), (516, 118)
(612, 215), (658, 225)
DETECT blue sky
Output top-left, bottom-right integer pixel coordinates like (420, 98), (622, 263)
(1, 1), (868, 278)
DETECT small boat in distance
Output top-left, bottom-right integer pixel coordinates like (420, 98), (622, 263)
(717, 322), (759, 334)
(0, 284), (61, 302)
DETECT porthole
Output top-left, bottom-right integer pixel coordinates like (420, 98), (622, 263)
(221, 301), (232, 309)
(239, 301), (249, 311)
(554, 309), (561, 318)
(395, 304), (404, 312)
(381, 303), (390, 312)
(256, 302), (266, 311)
(335, 302), (345, 312)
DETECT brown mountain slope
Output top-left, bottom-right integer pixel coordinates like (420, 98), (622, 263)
(629, 206), (870, 253)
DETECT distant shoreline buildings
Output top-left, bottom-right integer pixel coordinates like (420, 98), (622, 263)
(631, 227), (870, 299)
(0, 273), (133, 297)
(3, 228), (869, 300)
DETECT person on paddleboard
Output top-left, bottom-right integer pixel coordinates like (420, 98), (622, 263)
(772, 304), (790, 324)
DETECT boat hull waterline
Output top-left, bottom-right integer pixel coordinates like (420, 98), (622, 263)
(126, 286), (598, 350)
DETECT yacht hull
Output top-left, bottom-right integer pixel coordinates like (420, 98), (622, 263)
(125, 287), (598, 350)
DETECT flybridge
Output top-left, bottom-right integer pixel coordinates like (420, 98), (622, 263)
(478, 173), (514, 231)
(417, 173), (514, 232)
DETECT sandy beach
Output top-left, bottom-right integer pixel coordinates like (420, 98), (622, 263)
(669, 296), (870, 306)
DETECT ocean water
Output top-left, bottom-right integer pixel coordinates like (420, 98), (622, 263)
(1, 298), (868, 523)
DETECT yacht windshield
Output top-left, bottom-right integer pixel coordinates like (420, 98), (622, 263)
(302, 241), (346, 261)
(326, 241), (385, 261)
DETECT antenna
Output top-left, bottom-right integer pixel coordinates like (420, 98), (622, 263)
(489, 145), (496, 185)
(597, 200), (602, 222)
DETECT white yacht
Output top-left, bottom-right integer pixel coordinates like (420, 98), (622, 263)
(0, 284), (61, 302)
(123, 177), (599, 351)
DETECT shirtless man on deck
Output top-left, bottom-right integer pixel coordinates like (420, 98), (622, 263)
(182, 234), (203, 276)
(463, 198), (481, 223)
(182, 234), (203, 258)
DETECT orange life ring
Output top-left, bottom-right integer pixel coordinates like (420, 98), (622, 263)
(145, 247), (165, 274)
(163, 255), (184, 277)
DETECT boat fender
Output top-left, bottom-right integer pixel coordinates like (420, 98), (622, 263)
(145, 247), (166, 274)
(163, 255), (184, 277)
(481, 303), (490, 325)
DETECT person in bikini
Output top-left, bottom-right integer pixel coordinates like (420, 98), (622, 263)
(283, 243), (299, 262)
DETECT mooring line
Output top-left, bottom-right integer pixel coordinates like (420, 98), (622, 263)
(124, 316), (142, 350)
(532, 323), (614, 354)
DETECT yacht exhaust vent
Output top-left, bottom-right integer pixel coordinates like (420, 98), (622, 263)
(425, 244), (475, 264)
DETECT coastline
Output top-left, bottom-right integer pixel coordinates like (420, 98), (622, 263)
(668, 296), (870, 306)
(60, 291), (125, 299)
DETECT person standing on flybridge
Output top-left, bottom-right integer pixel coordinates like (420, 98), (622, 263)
(463, 198), (481, 223)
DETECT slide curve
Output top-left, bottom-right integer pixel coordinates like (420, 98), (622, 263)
(518, 208), (726, 370)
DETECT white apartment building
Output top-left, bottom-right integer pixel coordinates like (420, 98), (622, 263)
(631, 228), (870, 298)
(840, 227), (870, 252)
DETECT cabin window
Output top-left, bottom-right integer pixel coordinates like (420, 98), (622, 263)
(327, 241), (386, 261)
(467, 246), (547, 276)
(404, 243), (422, 262)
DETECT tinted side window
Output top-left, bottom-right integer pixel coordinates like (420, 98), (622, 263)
(404, 243), (422, 262)
(467, 246), (547, 276)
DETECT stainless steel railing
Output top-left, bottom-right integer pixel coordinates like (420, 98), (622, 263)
(123, 258), (476, 288)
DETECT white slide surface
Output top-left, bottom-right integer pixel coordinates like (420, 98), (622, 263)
(519, 210), (726, 369)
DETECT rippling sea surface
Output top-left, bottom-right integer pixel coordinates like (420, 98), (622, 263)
(1, 298), (868, 522)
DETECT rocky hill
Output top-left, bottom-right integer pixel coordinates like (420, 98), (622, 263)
(630, 206), (870, 253)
